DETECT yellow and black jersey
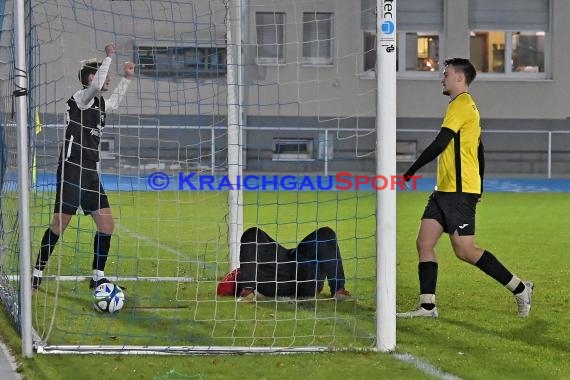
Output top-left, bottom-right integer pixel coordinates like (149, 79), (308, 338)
(437, 92), (481, 194)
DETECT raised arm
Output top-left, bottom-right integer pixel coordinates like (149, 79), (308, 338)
(75, 43), (115, 107)
(106, 61), (135, 111)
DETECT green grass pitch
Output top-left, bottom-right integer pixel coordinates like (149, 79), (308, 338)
(7, 190), (568, 379)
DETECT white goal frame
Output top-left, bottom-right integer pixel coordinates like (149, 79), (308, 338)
(10, 0), (397, 357)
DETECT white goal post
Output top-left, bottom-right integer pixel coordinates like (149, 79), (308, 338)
(0, 0), (397, 356)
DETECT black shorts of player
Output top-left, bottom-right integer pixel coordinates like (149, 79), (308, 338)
(421, 191), (479, 236)
(54, 160), (109, 215)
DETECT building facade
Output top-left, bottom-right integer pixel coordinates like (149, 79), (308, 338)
(5, 0), (569, 176)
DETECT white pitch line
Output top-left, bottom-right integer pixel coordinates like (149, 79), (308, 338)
(116, 223), (217, 270)
(116, 223), (191, 260)
(392, 352), (462, 380)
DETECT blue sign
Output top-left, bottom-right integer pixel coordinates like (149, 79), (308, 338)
(381, 20), (395, 35)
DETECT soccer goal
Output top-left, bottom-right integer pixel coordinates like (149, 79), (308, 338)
(0, 0), (397, 356)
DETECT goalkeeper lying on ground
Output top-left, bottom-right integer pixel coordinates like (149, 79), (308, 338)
(217, 227), (352, 301)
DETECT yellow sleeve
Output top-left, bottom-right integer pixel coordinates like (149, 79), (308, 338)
(441, 101), (463, 133)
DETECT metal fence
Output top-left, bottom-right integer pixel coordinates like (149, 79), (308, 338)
(32, 124), (570, 178)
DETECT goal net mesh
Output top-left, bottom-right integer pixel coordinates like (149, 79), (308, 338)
(0, 0), (380, 354)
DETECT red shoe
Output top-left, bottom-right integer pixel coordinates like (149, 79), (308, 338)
(333, 288), (352, 301)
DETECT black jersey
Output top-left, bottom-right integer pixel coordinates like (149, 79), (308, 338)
(62, 95), (106, 164)
(236, 227), (346, 298)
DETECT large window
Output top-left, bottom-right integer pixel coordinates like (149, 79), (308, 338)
(361, 0), (443, 75)
(303, 12), (334, 65)
(364, 32), (439, 73)
(469, 0), (549, 77)
(256, 12), (286, 64)
(136, 45), (226, 79)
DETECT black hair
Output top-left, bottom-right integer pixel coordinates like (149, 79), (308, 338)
(444, 58), (477, 85)
(78, 61), (102, 87)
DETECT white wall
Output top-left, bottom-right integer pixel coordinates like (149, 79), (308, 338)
(27, 0), (570, 121)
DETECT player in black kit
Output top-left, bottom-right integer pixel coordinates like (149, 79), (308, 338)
(217, 227), (352, 301)
(32, 43), (135, 290)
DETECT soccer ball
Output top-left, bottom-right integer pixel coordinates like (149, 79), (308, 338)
(93, 282), (125, 313)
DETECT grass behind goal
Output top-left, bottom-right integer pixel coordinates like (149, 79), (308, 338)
(8, 191), (569, 379)
(31, 190), (376, 349)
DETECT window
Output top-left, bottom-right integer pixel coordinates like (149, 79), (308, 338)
(361, 0), (443, 75)
(256, 12), (286, 64)
(272, 138), (314, 161)
(135, 45), (226, 79)
(406, 33), (439, 72)
(469, 0), (549, 77)
(363, 31), (376, 74)
(99, 138), (115, 159)
(303, 12), (333, 65)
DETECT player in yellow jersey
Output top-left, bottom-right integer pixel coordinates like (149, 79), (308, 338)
(398, 58), (533, 318)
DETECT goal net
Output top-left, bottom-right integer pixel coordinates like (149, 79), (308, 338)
(1, 0), (386, 354)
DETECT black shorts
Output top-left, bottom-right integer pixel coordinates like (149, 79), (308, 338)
(54, 161), (109, 215)
(421, 191), (479, 236)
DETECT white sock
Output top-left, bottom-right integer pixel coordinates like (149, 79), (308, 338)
(33, 268), (43, 278)
(505, 275), (521, 292)
(420, 293), (436, 305)
(93, 270), (105, 281)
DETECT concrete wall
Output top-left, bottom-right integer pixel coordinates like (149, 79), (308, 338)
(20, 0), (570, 177)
